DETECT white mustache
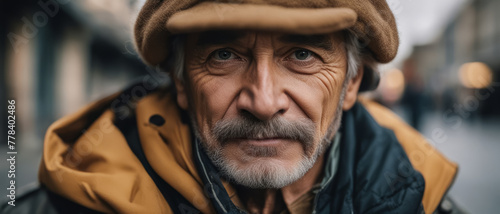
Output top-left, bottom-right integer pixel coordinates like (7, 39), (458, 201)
(212, 113), (316, 147)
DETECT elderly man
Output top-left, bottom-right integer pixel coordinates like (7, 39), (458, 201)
(3, 0), (461, 214)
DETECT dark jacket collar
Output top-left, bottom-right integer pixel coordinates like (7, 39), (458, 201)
(316, 102), (425, 213)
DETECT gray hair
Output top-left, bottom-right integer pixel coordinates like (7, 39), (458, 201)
(344, 31), (378, 81)
(165, 31), (377, 82)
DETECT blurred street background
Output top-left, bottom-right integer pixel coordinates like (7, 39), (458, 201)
(1, 0), (499, 213)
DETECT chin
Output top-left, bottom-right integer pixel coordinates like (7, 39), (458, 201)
(213, 145), (318, 189)
(223, 156), (313, 189)
(200, 134), (331, 189)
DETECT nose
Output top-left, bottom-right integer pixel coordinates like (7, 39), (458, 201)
(236, 58), (290, 121)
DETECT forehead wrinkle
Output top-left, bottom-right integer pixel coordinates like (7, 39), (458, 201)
(196, 30), (246, 47)
(278, 34), (334, 51)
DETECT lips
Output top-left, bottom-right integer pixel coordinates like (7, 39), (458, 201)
(252, 137), (282, 140)
(232, 138), (290, 157)
(230, 137), (289, 144)
(227, 137), (295, 155)
(234, 136), (284, 140)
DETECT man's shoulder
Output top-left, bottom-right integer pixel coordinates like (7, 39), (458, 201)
(335, 101), (426, 213)
(37, 84), (176, 213)
(357, 99), (460, 214)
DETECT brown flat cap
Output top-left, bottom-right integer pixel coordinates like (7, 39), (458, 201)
(134, 0), (398, 66)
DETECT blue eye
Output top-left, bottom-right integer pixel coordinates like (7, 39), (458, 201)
(213, 49), (234, 60)
(293, 49), (312, 60)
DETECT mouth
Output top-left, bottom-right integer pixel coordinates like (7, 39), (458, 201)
(225, 137), (291, 157)
(229, 137), (291, 147)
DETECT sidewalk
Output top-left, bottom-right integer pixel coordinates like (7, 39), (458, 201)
(420, 112), (500, 214)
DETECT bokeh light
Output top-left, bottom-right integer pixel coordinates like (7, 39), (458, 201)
(379, 68), (406, 103)
(459, 62), (493, 89)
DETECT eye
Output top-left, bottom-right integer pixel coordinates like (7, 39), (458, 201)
(292, 49), (313, 60)
(211, 49), (237, 60)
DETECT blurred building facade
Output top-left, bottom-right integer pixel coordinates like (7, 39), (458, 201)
(1, 0), (149, 151)
(408, 0), (500, 119)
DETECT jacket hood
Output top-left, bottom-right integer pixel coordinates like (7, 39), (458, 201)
(38, 90), (215, 213)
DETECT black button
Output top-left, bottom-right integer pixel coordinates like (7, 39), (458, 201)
(149, 114), (165, 126)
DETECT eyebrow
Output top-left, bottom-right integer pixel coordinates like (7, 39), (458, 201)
(196, 30), (246, 47)
(278, 34), (334, 51)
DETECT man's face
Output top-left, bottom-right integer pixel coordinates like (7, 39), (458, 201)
(176, 31), (349, 188)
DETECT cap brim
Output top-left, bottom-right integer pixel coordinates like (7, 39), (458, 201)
(167, 2), (357, 35)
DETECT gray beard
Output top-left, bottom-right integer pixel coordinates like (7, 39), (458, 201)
(189, 82), (348, 189)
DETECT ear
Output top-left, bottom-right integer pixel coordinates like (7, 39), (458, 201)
(174, 78), (189, 110)
(342, 67), (364, 111)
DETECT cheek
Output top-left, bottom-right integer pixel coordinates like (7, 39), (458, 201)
(317, 67), (345, 133)
(188, 69), (242, 133)
(284, 65), (345, 136)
